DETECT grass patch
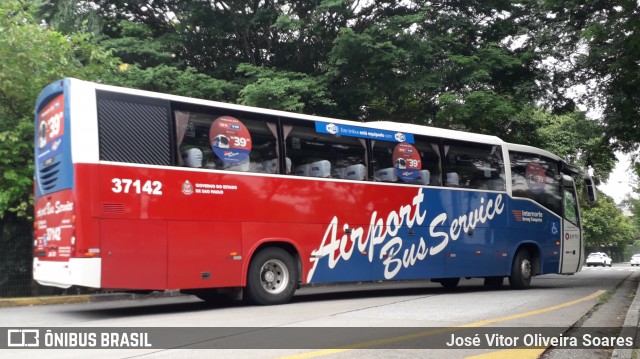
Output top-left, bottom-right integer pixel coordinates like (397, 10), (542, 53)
(597, 290), (613, 304)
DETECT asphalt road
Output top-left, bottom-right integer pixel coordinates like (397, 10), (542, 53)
(1, 264), (638, 359)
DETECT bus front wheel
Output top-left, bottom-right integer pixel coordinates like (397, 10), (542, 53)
(509, 250), (532, 289)
(246, 247), (298, 305)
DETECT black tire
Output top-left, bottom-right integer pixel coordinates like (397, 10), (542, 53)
(246, 247), (298, 305)
(509, 250), (532, 289)
(483, 276), (504, 289)
(437, 278), (460, 288)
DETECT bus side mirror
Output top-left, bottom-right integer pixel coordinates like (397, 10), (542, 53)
(583, 176), (597, 202)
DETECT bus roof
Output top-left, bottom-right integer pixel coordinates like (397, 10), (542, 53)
(77, 78), (575, 163)
(505, 143), (563, 162)
(81, 79), (506, 146)
(367, 121), (504, 145)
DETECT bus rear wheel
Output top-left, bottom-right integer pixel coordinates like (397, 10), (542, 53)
(246, 247), (297, 305)
(509, 250), (532, 289)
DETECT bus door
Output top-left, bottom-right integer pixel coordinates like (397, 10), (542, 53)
(560, 175), (582, 274)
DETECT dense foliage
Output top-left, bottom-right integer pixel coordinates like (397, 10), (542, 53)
(1, 0), (638, 295)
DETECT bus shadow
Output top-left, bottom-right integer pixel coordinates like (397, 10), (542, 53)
(62, 279), (522, 319)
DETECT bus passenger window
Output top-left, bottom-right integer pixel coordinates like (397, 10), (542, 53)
(174, 109), (278, 173)
(284, 121), (366, 181)
(443, 141), (504, 190)
(181, 148), (203, 168)
(371, 136), (441, 186)
(510, 152), (562, 216)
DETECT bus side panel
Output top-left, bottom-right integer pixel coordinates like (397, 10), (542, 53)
(507, 198), (562, 274)
(444, 228), (510, 277)
(100, 219), (168, 289)
(75, 164), (101, 256)
(167, 221), (243, 288)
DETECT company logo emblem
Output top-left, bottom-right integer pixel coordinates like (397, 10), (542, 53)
(512, 209), (543, 223)
(8, 329), (40, 347)
(512, 210), (523, 221)
(326, 123), (339, 134)
(394, 132), (406, 142)
(182, 180), (194, 195)
(223, 151), (239, 158)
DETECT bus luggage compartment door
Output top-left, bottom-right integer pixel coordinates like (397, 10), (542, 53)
(100, 219), (168, 289)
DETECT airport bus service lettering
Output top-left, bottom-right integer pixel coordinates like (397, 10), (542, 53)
(307, 189), (505, 281)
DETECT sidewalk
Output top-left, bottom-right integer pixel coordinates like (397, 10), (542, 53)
(611, 269), (640, 359)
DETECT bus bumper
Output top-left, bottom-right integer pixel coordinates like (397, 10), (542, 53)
(33, 258), (101, 289)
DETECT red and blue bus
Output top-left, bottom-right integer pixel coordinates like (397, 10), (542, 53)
(33, 78), (597, 305)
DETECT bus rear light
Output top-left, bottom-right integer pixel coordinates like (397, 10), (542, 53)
(555, 242), (561, 246)
(475, 250), (482, 255)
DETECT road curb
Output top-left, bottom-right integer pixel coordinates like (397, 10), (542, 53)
(0, 290), (184, 308)
(611, 270), (640, 359)
(0, 295), (91, 307)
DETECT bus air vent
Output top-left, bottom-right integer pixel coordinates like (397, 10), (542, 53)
(38, 161), (61, 191)
(101, 203), (125, 214)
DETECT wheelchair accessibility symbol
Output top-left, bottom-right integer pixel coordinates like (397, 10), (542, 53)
(551, 222), (559, 235)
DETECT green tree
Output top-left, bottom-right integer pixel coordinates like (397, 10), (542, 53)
(110, 64), (240, 103)
(0, 0), (117, 296)
(236, 64), (335, 112)
(539, 0), (640, 154)
(582, 194), (638, 256)
(534, 110), (615, 182)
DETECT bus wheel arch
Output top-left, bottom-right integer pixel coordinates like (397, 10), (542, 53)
(245, 242), (300, 305)
(509, 245), (539, 289)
